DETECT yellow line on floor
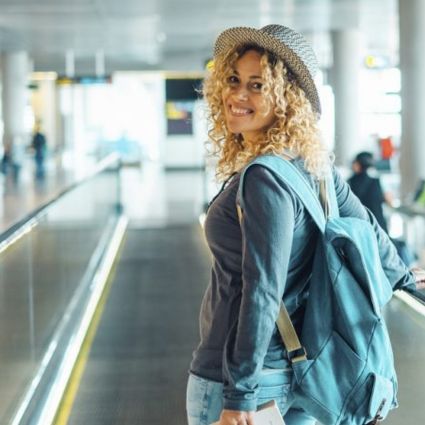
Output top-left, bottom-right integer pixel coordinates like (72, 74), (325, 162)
(53, 236), (126, 425)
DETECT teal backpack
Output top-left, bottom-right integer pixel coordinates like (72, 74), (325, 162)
(237, 155), (398, 425)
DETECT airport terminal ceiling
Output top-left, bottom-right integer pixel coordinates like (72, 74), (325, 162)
(0, 0), (399, 74)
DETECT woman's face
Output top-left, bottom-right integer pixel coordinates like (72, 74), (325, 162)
(222, 49), (276, 142)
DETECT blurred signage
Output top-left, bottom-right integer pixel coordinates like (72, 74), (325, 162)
(56, 75), (112, 85)
(364, 55), (390, 69)
(165, 78), (202, 101)
(205, 58), (214, 71)
(166, 101), (194, 135)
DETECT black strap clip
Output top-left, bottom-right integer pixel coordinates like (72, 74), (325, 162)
(366, 398), (386, 425)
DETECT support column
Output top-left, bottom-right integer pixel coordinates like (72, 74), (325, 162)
(399, 0), (425, 201)
(1, 51), (29, 176)
(331, 30), (361, 167)
(95, 49), (105, 77)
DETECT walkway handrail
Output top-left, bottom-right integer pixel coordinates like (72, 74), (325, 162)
(407, 288), (425, 304)
(389, 204), (425, 219)
(0, 153), (121, 254)
(386, 204), (425, 306)
(396, 288), (425, 319)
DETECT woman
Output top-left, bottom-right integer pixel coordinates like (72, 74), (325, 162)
(187, 24), (425, 425)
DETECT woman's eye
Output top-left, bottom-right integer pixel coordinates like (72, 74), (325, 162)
(250, 82), (263, 91)
(226, 75), (239, 85)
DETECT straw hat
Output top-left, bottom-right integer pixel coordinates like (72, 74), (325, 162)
(214, 24), (321, 115)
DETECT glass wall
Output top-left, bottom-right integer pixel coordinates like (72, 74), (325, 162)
(0, 158), (121, 424)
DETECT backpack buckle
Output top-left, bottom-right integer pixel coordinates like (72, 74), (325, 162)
(288, 347), (307, 363)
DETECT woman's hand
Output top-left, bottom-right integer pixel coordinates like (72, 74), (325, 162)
(218, 409), (255, 425)
(411, 267), (425, 290)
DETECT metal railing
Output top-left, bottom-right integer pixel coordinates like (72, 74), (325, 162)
(387, 203), (425, 310)
(0, 153), (127, 425)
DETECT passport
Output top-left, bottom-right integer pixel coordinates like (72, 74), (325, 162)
(210, 400), (286, 425)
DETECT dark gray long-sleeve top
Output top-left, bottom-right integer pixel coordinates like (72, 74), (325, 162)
(190, 158), (415, 412)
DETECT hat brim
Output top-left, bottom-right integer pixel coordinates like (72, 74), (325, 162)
(213, 26), (321, 115)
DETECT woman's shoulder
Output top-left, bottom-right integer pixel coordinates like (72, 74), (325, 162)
(241, 156), (306, 204)
(242, 155), (316, 188)
(242, 162), (284, 193)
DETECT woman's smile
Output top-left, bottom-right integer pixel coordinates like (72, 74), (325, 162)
(228, 104), (254, 116)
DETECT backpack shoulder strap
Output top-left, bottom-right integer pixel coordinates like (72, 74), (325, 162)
(322, 169), (339, 219)
(237, 155), (327, 233)
(236, 154), (317, 363)
(236, 155), (342, 363)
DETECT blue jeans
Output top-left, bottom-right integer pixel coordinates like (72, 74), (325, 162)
(186, 369), (316, 425)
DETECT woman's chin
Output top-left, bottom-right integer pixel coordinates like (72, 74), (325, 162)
(227, 123), (248, 134)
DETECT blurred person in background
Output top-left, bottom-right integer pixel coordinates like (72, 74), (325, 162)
(31, 122), (47, 179)
(348, 151), (417, 266)
(413, 179), (425, 207)
(348, 151), (391, 232)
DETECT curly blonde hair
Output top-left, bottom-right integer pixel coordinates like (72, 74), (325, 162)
(203, 44), (332, 181)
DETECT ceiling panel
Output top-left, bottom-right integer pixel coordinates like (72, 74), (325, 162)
(0, 0), (399, 73)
